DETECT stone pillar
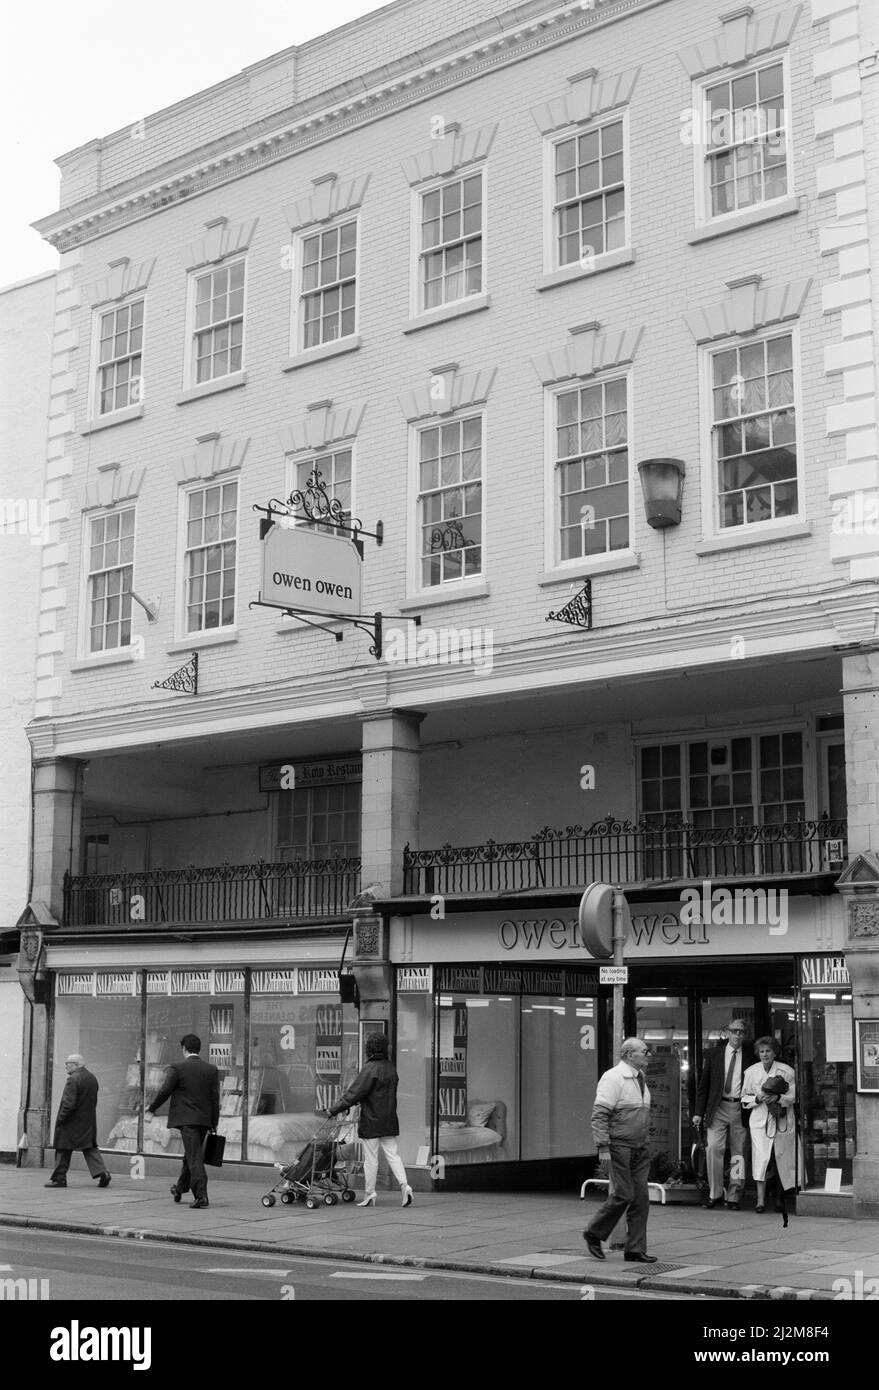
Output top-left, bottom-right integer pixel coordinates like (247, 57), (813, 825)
(353, 712), (423, 1025)
(839, 651), (879, 1216)
(359, 711), (424, 895)
(32, 758), (83, 922)
(18, 758), (83, 1167)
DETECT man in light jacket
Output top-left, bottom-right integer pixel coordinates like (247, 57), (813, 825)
(583, 1037), (657, 1263)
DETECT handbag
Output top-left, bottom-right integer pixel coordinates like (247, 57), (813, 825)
(203, 1131), (226, 1167)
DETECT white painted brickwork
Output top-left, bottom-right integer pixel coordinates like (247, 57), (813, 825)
(813, 0), (879, 580)
(30, 0), (878, 737)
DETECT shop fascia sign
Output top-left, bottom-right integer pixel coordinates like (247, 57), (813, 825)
(251, 467), (420, 660)
(259, 756), (362, 792)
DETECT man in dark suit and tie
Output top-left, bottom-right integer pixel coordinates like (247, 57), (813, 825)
(146, 1034), (219, 1209)
(693, 1019), (756, 1210)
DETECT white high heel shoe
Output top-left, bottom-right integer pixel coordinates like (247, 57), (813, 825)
(357, 1192), (377, 1207)
(401, 1184), (413, 1208)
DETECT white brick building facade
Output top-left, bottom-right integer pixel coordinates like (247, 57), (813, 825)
(19, 0), (879, 1210)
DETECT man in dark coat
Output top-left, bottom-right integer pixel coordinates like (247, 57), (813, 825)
(693, 1019), (756, 1210)
(45, 1054), (111, 1189)
(146, 1033), (219, 1209)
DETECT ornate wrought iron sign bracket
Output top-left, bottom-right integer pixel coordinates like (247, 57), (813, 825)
(253, 467), (382, 559)
(546, 579), (593, 631)
(252, 471), (418, 660)
(152, 652), (199, 695)
(248, 603), (421, 660)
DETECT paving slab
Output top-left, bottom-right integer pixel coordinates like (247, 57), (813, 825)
(1, 1167), (877, 1299)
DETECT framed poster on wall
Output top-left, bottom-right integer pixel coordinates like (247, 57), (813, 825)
(855, 1020), (879, 1093)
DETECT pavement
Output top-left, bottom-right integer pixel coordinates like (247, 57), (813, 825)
(1, 1167), (878, 1300)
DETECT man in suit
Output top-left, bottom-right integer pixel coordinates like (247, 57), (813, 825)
(146, 1033), (219, 1209)
(693, 1019), (756, 1210)
(45, 1054), (112, 1189)
(583, 1037), (657, 1264)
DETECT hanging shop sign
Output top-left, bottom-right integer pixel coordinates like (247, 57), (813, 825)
(252, 470), (417, 660)
(259, 521), (362, 618)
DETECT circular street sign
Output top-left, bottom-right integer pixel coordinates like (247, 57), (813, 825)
(578, 882), (631, 959)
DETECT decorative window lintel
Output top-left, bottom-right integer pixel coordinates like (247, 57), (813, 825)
(285, 172), (371, 232)
(83, 466), (146, 512)
(531, 323), (644, 386)
(170, 432), (249, 485)
(184, 217), (258, 271)
(86, 256), (156, 307)
(530, 66), (641, 136)
(677, 3), (803, 79)
(398, 365), (496, 423)
(683, 275), (811, 343)
(401, 121), (498, 186)
(278, 399), (368, 455)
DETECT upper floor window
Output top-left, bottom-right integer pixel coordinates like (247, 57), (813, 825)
(183, 480), (238, 632)
(191, 260), (244, 384)
(290, 449), (352, 536)
(710, 332), (797, 530)
(87, 507), (134, 652)
(555, 376), (629, 561)
(419, 172), (483, 311)
(276, 781), (360, 860)
(640, 733), (805, 827)
(700, 60), (789, 221)
(417, 415), (483, 587)
(96, 299), (143, 414)
(552, 118), (626, 268)
(299, 220), (357, 350)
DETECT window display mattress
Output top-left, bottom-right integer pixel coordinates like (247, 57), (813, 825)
(107, 1112), (334, 1164)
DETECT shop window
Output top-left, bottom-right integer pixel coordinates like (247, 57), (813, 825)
(634, 994), (690, 1175)
(801, 988), (854, 1187)
(396, 991), (433, 1168)
(248, 988), (359, 1163)
(406, 971), (599, 1168)
(141, 982), (246, 1160)
(53, 979), (143, 1156)
(437, 993), (517, 1165)
(520, 996), (593, 1159)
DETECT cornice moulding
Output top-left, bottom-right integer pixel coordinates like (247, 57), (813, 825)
(26, 581), (874, 760)
(33, 0), (672, 254)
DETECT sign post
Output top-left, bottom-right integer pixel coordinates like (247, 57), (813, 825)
(578, 882), (632, 1064)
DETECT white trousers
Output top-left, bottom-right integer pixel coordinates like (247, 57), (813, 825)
(361, 1136), (408, 1193)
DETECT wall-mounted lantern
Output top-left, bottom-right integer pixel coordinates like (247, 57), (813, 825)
(637, 457), (686, 528)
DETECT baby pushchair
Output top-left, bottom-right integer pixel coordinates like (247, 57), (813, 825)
(261, 1115), (358, 1209)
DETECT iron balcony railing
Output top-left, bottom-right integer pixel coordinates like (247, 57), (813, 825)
(63, 857), (361, 928)
(403, 818), (847, 896)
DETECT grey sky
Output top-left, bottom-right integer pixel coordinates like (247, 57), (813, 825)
(2, 0), (385, 285)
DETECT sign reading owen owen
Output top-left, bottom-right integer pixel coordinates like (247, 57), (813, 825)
(260, 522), (362, 618)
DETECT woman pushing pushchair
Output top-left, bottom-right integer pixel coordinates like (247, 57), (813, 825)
(327, 1033), (413, 1209)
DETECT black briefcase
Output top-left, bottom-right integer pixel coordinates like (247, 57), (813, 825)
(203, 1131), (226, 1167)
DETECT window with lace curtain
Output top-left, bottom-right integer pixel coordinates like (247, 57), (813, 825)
(710, 332), (798, 530)
(554, 376), (629, 561)
(698, 59), (791, 222)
